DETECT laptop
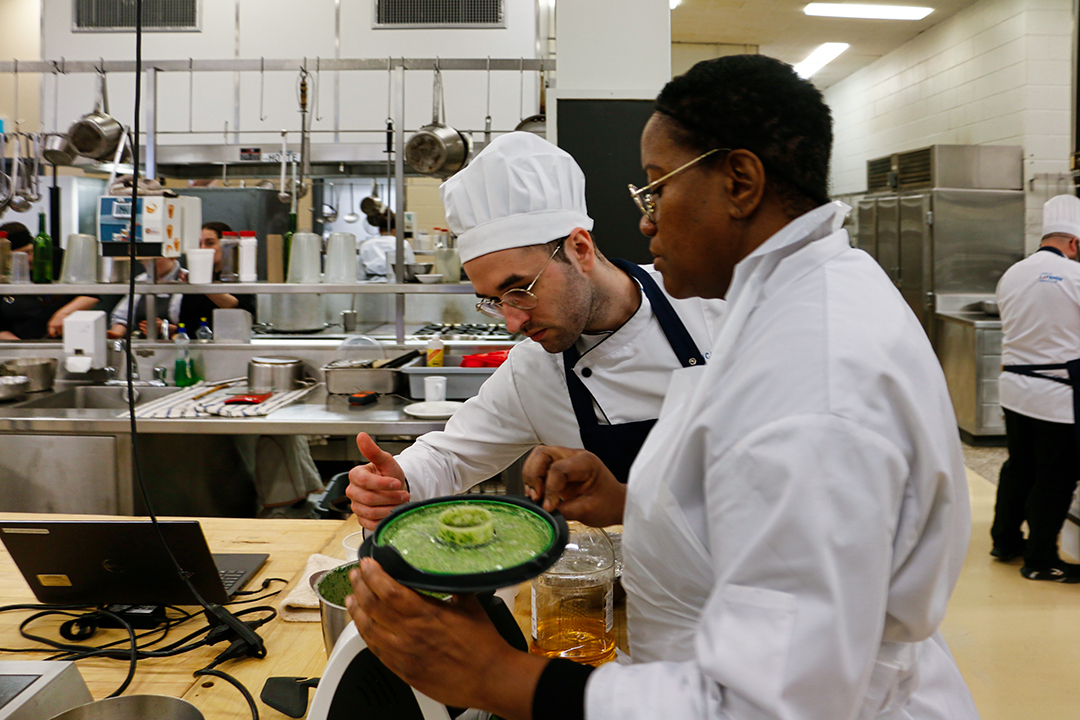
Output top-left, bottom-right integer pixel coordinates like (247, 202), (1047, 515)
(0, 519), (269, 606)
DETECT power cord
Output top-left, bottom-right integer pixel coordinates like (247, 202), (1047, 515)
(114, 2), (267, 717)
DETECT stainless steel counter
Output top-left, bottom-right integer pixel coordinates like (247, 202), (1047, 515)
(0, 384), (445, 435)
(935, 311), (1004, 438)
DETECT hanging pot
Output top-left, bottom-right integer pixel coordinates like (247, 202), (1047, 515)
(43, 133), (76, 166)
(405, 67), (469, 179)
(68, 70), (124, 160)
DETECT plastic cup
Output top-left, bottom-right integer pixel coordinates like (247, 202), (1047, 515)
(424, 375), (447, 403)
(186, 248), (215, 284)
(324, 233), (357, 283)
(59, 234), (99, 284)
(342, 531), (367, 557)
(287, 232), (322, 284)
(9, 252), (30, 283)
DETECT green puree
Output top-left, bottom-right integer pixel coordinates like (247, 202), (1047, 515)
(378, 501), (553, 574)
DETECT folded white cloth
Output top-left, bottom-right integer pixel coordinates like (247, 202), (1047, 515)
(279, 553), (354, 623)
(129, 378), (317, 419)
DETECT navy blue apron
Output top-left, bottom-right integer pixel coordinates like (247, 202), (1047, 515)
(1001, 246), (1080, 453)
(562, 259), (705, 483)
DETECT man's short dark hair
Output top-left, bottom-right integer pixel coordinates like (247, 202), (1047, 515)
(0, 222), (33, 250)
(202, 221), (232, 238)
(655, 54), (833, 216)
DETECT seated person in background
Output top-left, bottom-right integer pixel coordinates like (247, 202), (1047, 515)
(0, 222), (100, 340)
(108, 257), (186, 338)
(359, 211), (415, 280)
(188, 222), (256, 328)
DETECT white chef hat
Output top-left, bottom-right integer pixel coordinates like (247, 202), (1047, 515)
(440, 132), (594, 263)
(1042, 194), (1080, 240)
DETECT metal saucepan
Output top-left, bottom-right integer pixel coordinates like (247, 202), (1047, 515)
(405, 67), (469, 179)
(0, 375), (31, 403)
(43, 132), (76, 166)
(0, 357), (59, 392)
(48, 695), (205, 720)
(247, 356), (305, 393)
(68, 70), (124, 160)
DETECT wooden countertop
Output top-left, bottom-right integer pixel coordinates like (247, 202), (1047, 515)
(0, 513), (628, 720)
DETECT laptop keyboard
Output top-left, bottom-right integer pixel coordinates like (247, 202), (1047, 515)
(219, 569), (247, 594)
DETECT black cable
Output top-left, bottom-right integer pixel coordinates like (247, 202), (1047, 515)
(194, 669), (260, 720)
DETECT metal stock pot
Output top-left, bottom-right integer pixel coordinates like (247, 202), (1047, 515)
(247, 356), (305, 393)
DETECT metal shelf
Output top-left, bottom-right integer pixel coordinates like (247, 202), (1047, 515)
(0, 282), (475, 295)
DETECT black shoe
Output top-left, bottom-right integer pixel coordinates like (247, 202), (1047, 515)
(1020, 563), (1080, 583)
(990, 545), (1025, 562)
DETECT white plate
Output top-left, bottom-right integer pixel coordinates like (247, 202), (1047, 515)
(403, 401), (465, 419)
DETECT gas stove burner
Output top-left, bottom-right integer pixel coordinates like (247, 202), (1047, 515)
(415, 323), (515, 340)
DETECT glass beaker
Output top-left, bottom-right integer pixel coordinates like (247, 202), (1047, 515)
(531, 521), (616, 666)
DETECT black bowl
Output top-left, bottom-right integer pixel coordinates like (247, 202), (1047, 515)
(358, 495), (568, 594)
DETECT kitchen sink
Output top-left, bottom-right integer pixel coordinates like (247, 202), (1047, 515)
(15, 386), (182, 410)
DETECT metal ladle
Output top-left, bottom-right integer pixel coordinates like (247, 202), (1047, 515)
(344, 183), (359, 223)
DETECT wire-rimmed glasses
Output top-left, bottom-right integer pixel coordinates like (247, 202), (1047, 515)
(628, 148), (729, 223)
(475, 241), (565, 319)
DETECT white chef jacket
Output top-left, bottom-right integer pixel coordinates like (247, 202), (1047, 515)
(396, 265), (725, 499)
(585, 204), (978, 720)
(996, 247), (1080, 423)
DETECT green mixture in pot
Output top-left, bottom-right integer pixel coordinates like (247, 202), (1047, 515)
(377, 501), (554, 574)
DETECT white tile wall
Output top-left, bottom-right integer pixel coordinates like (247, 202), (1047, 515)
(824, 0), (1072, 251)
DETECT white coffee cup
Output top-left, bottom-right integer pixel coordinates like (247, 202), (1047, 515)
(186, 248), (215, 284)
(424, 375), (447, 403)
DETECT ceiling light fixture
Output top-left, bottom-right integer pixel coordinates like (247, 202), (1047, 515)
(804, 3), (933, 20)
(670, 0), (681, 9)
(793, 42), (850, 78)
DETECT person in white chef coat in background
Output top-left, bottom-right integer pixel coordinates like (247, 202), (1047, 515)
(345, 55), (979, 720)
(991, 194), (1080, 582)
(346, 131), (723, 529)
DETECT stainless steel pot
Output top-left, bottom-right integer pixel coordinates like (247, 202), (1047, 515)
(68, 71), (124, 160)
(265, 294), (326, 333)
(48, 695), (205, 720)
(43, 132), (77, 166)
(405, 67), (469, 179)
(248, 356), (305, 393)
(514, 114), (547, 137)
(0, 375), (30, 403)
(1, 357), (59, 393)
(312, 562), (358, 655)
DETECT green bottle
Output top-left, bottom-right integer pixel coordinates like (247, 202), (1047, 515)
(283, 211), (297, 276)
(32, 212), (53, 284)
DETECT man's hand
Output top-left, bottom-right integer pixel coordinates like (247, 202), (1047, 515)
(347, 558), (545, 720)
(346, 433), (412, 530)
(523, 446), (626, 527)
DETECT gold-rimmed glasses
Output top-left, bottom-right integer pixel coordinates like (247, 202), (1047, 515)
(628, 148), (729, 224)
(475, 241), (565, 319)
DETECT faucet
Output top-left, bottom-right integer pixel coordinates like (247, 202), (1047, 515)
(105, 340), (166, 386)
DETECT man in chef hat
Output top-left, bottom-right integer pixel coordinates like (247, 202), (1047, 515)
(347, 131), (724, 528)
(992, 193), (1080, 581)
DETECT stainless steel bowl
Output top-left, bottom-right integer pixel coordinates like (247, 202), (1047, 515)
(312, 562), (359, 655)
(0, 375), (31, 403)
(247, 356), (305, 393)
(1, 357), (59, 392)
(48, 695), (204, 720)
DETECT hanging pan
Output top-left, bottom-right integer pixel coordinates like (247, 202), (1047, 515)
(358, 495), (569, 594)
(68, 69), (124, 160)
(405, 65), (470, 179)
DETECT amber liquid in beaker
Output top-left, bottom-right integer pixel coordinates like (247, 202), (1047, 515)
(531, 576), (615, 666)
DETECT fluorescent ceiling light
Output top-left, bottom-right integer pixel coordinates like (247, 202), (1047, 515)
(793, 42), (850, 78)
(670, 0), (681, 8)
(804, 3), (933, 20)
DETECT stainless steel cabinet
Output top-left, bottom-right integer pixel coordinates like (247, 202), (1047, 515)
(0, 434), (121, 513)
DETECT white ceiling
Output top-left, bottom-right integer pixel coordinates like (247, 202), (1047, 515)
(671, 0), (980, 88)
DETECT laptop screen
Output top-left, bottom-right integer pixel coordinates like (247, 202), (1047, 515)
(0, 519), (267, 606)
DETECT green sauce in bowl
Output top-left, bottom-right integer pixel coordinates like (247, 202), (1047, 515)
(377, 501), (554, 575)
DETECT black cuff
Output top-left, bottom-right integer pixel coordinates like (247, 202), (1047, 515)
(532, 658), (595, 720)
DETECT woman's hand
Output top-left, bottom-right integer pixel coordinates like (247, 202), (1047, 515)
(523, 447), (626, 527)
(347, 558), (545, 720)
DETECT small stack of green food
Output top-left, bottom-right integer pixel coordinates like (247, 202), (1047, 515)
(317, 562), (358, 607)
(376, 500), (554, 574)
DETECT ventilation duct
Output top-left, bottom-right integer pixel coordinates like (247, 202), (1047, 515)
(374, 0), (505, 28)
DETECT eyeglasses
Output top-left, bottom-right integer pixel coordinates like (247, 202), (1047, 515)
(475, 241), (564, 319)
(628, 148), (729, 224)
